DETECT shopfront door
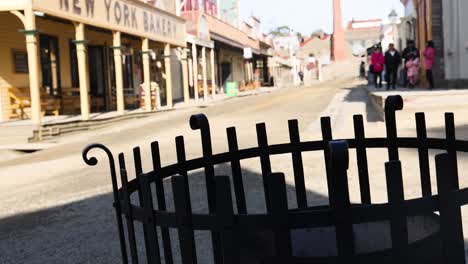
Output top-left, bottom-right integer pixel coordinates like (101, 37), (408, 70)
(221, 62), (232, 88)
(88, 46), (107, 112)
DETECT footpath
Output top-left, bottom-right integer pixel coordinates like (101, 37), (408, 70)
(0, 86), (279, 151)
(311, 83), (468, 256)
(366, 86), (468, 145)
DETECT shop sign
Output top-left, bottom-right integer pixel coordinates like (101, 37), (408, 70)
(32, 0), (186, 46)
(243, 47), (253, 59)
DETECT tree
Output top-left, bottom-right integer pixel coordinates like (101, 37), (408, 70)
(311, 29), (325, 38)
(269, 26), (292, 36)
(296, 32), (305, 43)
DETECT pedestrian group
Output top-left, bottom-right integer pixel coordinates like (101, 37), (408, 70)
(369, 40), (435, 90)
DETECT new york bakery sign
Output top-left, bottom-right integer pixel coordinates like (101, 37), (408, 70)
(32, 0), (186, 46)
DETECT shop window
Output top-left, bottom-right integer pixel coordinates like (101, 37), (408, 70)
(256, 60), (264, 68)
(40, 34), (61, 96)
(12, 50), (28, 73)
(69, 40), (79, 88)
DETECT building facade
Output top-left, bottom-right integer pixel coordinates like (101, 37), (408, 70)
(182, 6), (271, 99)
(0, 0), (187, 124)
(403, 0), (468, 87)
(296, 35), (331, 84)
(345, 19), (383, 56)
(269, 34), (302, 86)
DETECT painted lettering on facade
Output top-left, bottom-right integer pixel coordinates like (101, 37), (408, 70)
(35, 0), (185, 45)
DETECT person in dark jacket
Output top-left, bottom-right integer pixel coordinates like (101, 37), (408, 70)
(384, 43), (402, 90)
(402, 40), (419, 87)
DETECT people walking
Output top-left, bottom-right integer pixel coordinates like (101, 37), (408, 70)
(359, 61), (366, 79)
(406, 54), (420, 88)
(423, 40), (436, 89)
(384, 43), (402, 90)
(370, 47), (384, 88)
(402, 40), (420, 87)
(298, 70), (304, 85)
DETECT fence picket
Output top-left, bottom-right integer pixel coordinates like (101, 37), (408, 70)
(227, 127), (247, 214)
(133, 147), (161, 264)
(151, 141), (173, 264)
(257, 123), (273, 212)
(415, 113), (432, 197)
(328, 141), (354, 262)
(435, 153), (465, 264)
(353, 115), (371, 204)
(321, 117), (334, 204)
(385, 161), (408, 263)
(190, 114), (222, 263)
(83, 144), (129, 263)
(445, 113), (459, 188)
(138, 171), (162, 264)
(118, 154), (140, 264)
(215, 176), (239, 264)
(267, 172), (292, 263)
(288, 120), (307, 208)
(172, 175), (198, 264)
(384, 95), (404, 161)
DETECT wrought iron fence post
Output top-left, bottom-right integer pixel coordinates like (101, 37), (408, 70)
(190, 114), (223, 264)
(82, 144), (128, 264)
(328, 141), (355, 262)
(385, 95), (404, 161)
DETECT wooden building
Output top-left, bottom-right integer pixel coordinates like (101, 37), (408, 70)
(182, 8), (271, 99)
(0, 0), (188, 125)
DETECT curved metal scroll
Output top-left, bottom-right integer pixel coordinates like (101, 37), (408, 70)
(82, 144), (128, 264)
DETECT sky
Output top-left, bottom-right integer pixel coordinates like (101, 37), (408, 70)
(239, 0), (405, 35)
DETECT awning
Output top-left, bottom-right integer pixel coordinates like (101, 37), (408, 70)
(211, 33), (270, 57)
(210, 33), (245, 50)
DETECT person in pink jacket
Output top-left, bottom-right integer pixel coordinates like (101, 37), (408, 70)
(406, 54), (420, 87)
(423, 40), (436, 89)
(371, 47), (384, 88)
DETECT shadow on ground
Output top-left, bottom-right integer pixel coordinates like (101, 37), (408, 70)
(342, 84), (383, 123)
(0, 164), (329, 264)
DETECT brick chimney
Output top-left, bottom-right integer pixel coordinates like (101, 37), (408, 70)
(332, 0), (347, 61)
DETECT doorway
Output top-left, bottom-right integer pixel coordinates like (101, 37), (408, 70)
(221, 62), (232, 89)
(39, 34), (61, 96)
(88, 46), (107, 112)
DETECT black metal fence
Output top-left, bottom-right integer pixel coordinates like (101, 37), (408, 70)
(83, 95), (468, 264)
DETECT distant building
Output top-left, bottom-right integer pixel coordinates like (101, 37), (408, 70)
(397, 1), (417, 49)
(381, 20), (402, 51)
(182, 0), (218, 16)
(269, 34), (303, 86)
(345, 19), (383, 56)
(297, 35), (332, 66)
(219, 0), (240, 26)
(143, 0), (176, 13)
(182, 3), (272, 98)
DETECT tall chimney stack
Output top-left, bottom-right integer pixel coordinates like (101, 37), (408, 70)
(332, 0), (347, 61)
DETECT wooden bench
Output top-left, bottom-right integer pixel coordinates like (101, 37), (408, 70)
(8, 87), (61, 120)
(197, 80), (215, 97)
(61, 87), (81, 115)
